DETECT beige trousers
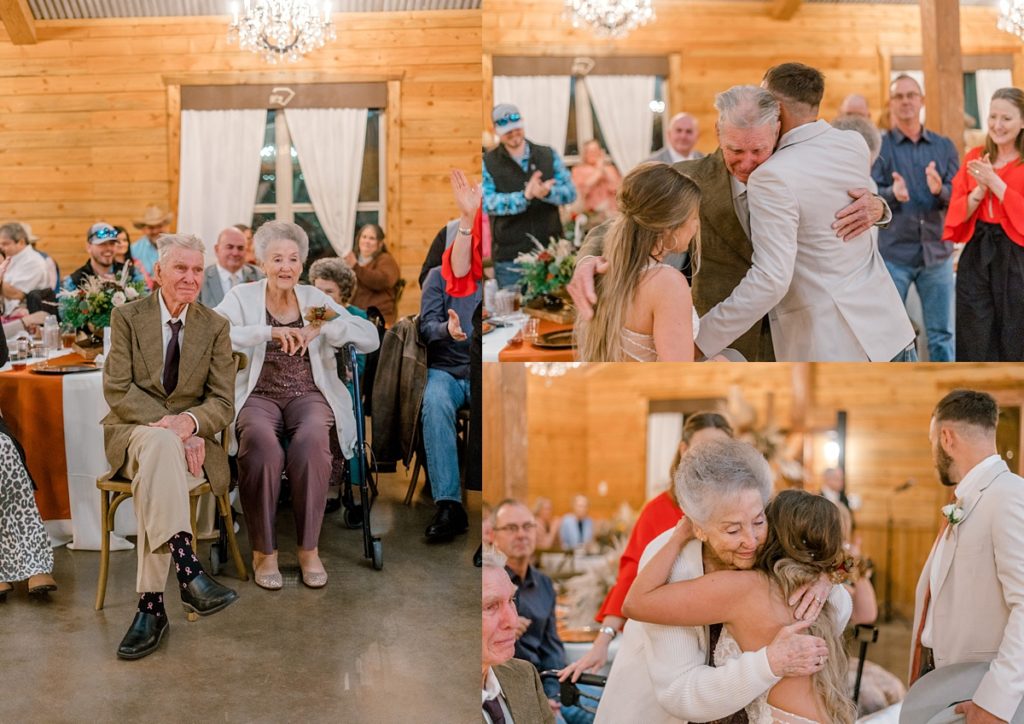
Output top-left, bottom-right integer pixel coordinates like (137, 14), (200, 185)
(121, 426), (206, 592)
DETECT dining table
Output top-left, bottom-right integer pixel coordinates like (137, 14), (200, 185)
(483, 313), (578, 363)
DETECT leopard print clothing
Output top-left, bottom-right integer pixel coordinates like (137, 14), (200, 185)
(0, 433), (54, 582)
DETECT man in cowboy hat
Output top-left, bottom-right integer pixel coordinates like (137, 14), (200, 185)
(131, 203), (174, 288)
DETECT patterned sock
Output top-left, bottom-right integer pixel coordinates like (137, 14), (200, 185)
(167, 531), (204, 589)
(138, 592), (165, 618)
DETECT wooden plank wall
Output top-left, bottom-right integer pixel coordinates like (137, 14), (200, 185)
(483, 0), (1024, 156)
(0, 12), (481, 316)
(487, 362), (1024, 617)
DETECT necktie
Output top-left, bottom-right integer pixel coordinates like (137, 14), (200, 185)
(735, 189), (751, 239)
(482, 698), (506, 724)
(163, 319), (182, 395)
(229, 273), (239, 289)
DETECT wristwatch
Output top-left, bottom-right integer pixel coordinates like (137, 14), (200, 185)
(598, 625), (618, 640)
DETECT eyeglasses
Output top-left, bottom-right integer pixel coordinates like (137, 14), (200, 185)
(494, 113), (522, 127)
(494, 522), (537, 534)
(89, 227), (119, 242)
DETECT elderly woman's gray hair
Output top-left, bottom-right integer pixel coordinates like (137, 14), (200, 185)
(253, 220), (309, 264)
(832, 114), (882, 163)
(673, 438), (773, 524)
(156, 233), (205, 262)
(308, 257), (357, 304)
(715, 85), (780, 130)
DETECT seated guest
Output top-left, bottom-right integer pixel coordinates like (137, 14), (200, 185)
(309, 257), (369, 381)
(130, 203), (173, 289)
(344, 223), (400, 326)
(68, 223), (127, 288)
(235, 223), (257, 266)
(492, 499), (600, 723)
(0, 414), (58, 601)
(482, 548), (557, 724)
(214, 221), (379, 590)
(572, 140), (622, 231)
(419, 264), (480, 543)
(533, 497), (560, 550)
(3, 310), (47, 341)
(112, 225), (143, 284)
(200, 227), (263, 308)
(559, 495), (595, 551)
(101, 233), (239, 660)
(21, 222), (61, 292)
(0, 222), (49, 318)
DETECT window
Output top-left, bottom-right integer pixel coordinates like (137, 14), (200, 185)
(563, 75), (664, 168)
(252, 108), (385, 274)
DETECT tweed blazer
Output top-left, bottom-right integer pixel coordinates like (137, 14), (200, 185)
(492, 658), (557, 724)
(910, 458), (1024, 721)
(200, 263), (263, 308)
(101, 291), (235, 495)
(579, 150), (773, 361)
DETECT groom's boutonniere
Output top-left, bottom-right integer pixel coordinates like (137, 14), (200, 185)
(941, 503), (965, 535)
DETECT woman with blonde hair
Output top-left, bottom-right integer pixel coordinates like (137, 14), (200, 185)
(625, 488), (855, 724)
(575, 162), (700, 362)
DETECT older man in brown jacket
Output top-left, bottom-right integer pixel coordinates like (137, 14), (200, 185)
(102, 232), (238, 660)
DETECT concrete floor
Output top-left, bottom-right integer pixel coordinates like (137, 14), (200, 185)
(1, 472), (481, 724)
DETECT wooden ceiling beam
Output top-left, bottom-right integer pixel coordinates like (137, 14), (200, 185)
(769, 0), (802, 21)
(0, 0), (36, 44)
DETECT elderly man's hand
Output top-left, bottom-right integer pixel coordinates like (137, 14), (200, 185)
(832, 188), (883, 241)
(566, 255), (608, 321)
(955, 702), (1007, 723)
(182, 435), (206, 478)
(148, 414), (196, 442)
(765, 619), (829, 677)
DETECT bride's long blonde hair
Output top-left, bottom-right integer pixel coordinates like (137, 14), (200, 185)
(756, 490), (856, 724)
(576, 162), (701, 362)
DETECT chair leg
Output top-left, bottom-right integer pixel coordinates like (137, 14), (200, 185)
(95, 489), (111, 611)
(218, 493), (248, 581)
(189, 494), (199, 543)
(404, 455), (421, 506)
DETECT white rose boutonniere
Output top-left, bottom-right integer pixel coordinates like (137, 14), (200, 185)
(941, 503), (965, 530)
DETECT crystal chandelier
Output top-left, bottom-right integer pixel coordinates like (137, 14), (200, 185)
(228, 1), (336, 64)
(525, 362), (584, 378)
(563, 0), (655, 39)
(999, 0), (1024, 39)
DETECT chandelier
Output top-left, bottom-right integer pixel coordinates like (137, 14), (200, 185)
(563, 0), (655, 39)
(525, 362), (584, 378)
(999, 0), (1024, 39)
(229, 1), (336, 64)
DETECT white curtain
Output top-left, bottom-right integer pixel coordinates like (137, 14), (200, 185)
(178, 110), (266, 265)
(285, 108), (368, 257)
(493, 75), (571, 153)
(975, 69), (1014, 131)
(586, 75), (656, 173)
(646, 412), (683, 500)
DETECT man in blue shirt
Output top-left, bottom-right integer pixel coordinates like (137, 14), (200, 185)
(130, 203), (173, 289)
(483, 104), (576, 288)
(871, 75), (959, 361)
(493, 499), (600, 724)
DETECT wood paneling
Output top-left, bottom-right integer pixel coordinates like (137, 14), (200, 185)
(483, 0), (1022, 154)
(494, 363), (1024, 618)
(0, 12), (481, 316)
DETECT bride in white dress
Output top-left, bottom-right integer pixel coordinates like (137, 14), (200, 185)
(625, 489), (856, 724)
(575, 162), (700, 362)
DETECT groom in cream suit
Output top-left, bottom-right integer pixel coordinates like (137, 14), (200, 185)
(695, 62), (915, 361)
(910, 389), (1024, 722)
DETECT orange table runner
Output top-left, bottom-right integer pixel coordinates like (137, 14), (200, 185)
(497, 318), (578, 362)
(0, 354), (88, 520)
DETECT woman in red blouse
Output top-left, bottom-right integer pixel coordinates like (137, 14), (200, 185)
(558, 412), (734, 683)
(943, 86), (1024, 361)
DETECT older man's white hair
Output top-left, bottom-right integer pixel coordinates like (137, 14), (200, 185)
(715, 85), (780, 130)
(156, 233), (205, 262)
(481, 547), (508, 571)
(253, 220), (309, 264)
(674, 437), (773, 525)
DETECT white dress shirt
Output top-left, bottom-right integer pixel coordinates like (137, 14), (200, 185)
(482, 667), (515, 723)
(157, 289), (199, 434)
(667, 147), (701, 164)
(2, 245), (49, 315)
(216, 264), (241, 294)
(921, 453), (1003, 648)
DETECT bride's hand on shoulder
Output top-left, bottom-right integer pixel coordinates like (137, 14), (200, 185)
(789, 573), (831, 621)
(670, 516), (694, 545)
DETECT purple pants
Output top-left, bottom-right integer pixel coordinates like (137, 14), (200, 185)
(236, 392), (335, 554)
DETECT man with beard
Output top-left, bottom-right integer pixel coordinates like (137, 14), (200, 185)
(911, 390), (1024, 722)
(69, 223), (126, 288)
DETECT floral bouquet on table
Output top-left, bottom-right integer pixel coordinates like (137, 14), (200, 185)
(58, 268), (146, 358)
(514, 237), (577, 323)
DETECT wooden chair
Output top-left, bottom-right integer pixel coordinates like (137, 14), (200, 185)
(95, 352), (250, 612)
(404, 406), (470, 505)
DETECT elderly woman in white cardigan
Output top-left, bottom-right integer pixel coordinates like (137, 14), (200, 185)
(593, 439), (851, 724)
(215, 221), (378, 591)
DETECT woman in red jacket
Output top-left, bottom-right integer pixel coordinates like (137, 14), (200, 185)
(943, 86), (1024, 361)
(559, 411), (734, 682)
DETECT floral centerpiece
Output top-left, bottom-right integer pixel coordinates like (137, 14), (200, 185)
(514, 237), (577, 323)
(58, 269), (145, 358)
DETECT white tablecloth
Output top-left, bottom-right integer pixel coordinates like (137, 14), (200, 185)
(482, 313), (527, 362)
